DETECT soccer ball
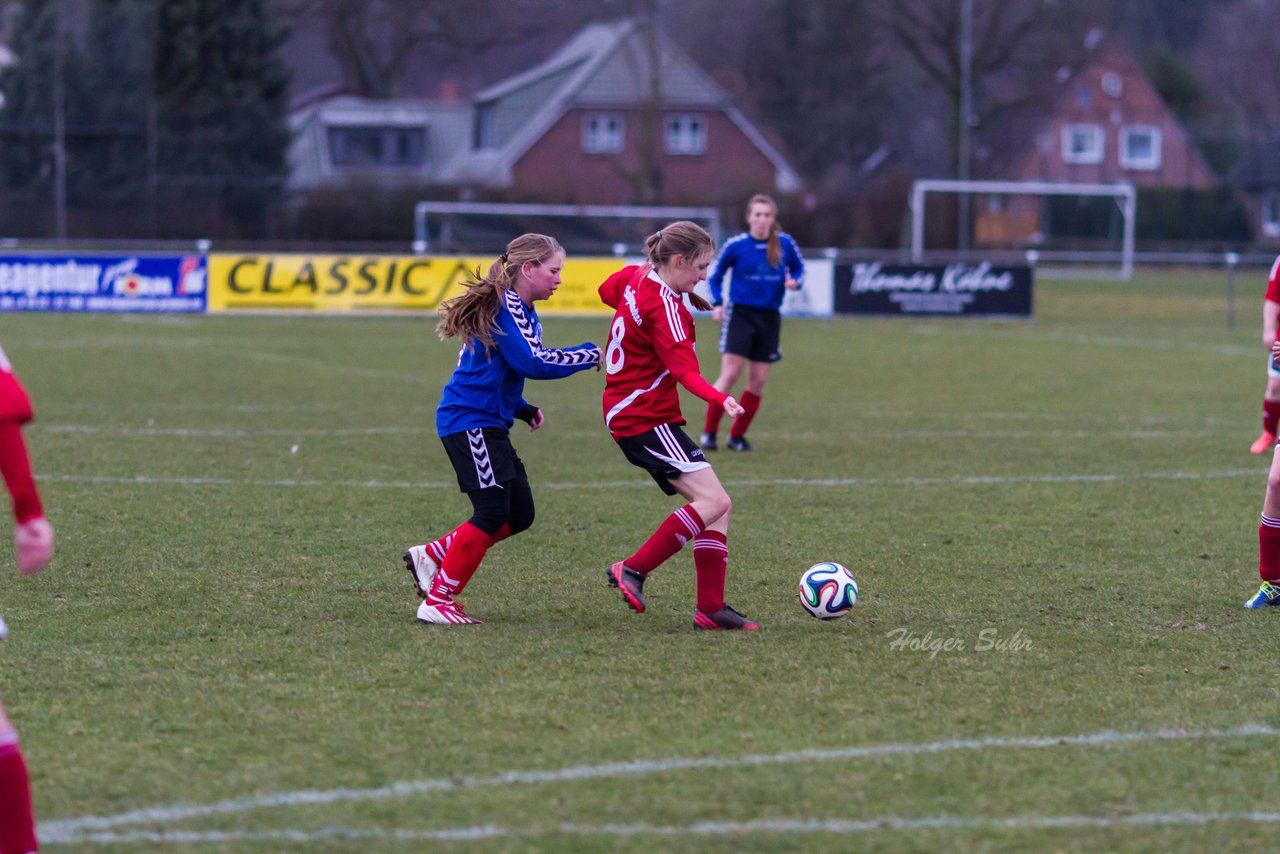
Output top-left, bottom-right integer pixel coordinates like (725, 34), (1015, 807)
(797, 562), (858, 620)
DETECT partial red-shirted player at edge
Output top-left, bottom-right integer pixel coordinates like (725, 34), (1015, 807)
(598, 221), (761, 631)
(1250, 256), (1280, 454)
(0, 344), (54, 854)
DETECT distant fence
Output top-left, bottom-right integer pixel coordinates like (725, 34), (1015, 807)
(0, 242), (1272, 324)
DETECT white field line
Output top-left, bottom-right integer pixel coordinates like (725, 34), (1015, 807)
(30, 407), (1249, 425)
(37, 424), (1227, 441)
(908, 325), (1259, 358)
(232, 349), (431, 383)
(34, 468), (1264, 492)
(37, 724), (1277, 842)
(44, 811), (1280, 846)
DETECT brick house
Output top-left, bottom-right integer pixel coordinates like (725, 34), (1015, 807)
(976, 39), (1218, 188)
(288, 19), (800, 206)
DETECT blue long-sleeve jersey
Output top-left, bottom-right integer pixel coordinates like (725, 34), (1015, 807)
(436, 288), (600, 436)
(706, 231), (805, 311)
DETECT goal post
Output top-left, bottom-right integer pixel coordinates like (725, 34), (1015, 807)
(412, 201), (722, 257)
(910, 179), (1136, 280)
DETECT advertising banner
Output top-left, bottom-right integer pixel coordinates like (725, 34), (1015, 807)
(207, 253), (624, 315)
(691, 260), (835, 318)
(834, 261), (1033, 317)
(0, 254), (207, 312)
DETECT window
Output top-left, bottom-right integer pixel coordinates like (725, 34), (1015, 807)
(1061, 124), (1104, 164)
(474, 105), (496, 150)
(582, 113), (624, 154)
(1264, 194), (1280, 238)
(664, 114), (707, 155)
(328, 125), (427, 168)
(1119, 125), (1162, 170)
(1102, 72), (1123, 97)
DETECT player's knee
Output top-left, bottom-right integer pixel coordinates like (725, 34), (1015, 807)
(703, 491), (731, 524)
(509, 503), (535, 536)
(467, 510), (507, 537)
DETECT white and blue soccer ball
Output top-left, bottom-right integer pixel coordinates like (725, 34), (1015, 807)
(797, 561), (858, 620)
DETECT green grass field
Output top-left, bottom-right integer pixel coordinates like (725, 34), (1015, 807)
(2, 268), (1278, 851)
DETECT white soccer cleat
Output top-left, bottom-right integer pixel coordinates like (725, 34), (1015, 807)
(416, 598), (482, 625)
(14, 517), (53, 576)
(403, 545), (440, 598)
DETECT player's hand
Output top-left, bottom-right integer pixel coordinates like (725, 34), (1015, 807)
(784, 278), (800, 290)
(528, 407), (545, 431)
(712, 306), (725, 323)
(1266, 334), (1276, 349)
(1272, 340), (1280, 362)
(14, 517), (53, 576)
(722, 396), (745, 419)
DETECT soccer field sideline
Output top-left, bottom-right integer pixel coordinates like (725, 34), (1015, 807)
(39, 723), (1279, 845)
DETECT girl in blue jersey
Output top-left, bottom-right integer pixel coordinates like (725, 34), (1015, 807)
(403, 234), (600, 624)
(700, 194), (804, 452)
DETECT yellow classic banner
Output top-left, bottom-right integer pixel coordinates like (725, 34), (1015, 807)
(207, 253), (623, 314)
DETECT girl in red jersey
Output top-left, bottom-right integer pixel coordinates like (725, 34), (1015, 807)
(598, 222), (759, 630)
(0, 345), (53, 854)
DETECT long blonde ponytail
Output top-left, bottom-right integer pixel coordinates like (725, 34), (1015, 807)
(436, 233), (564, 349)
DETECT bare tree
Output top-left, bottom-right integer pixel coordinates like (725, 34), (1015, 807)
(1195, 0), (1280, 143)
(274, 0), (510, 98)
(867, 0), (1081, 179)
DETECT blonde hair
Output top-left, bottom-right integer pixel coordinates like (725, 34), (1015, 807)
(747, 193), (781, 268)
(436, 233), (563, 349)
(644, 221), (714, 311)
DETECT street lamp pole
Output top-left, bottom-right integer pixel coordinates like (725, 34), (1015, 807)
(52, 0), (67, 240)
(958, 0), (973, 254)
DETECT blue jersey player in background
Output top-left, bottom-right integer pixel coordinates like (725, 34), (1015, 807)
(402, 233), (600, 625)
(700, 194), (805, 452)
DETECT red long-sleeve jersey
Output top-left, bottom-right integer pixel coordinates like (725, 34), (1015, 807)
(599, 265), (728, 439)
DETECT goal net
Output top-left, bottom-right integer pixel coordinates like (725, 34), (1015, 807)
(412, 201), (722, 257)
(910, 179), (1136, 280)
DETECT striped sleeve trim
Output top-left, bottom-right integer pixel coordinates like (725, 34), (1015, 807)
(503, 290), (599, 366)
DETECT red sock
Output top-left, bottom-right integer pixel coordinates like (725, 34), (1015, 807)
(0, 422), (42, 523)
(427, 522), (494, 602)
(1264, 400), (1280, 435)
(427, 522), (510, 565)
(626, 505), (704, 575)
(730, 390), (761, 440)
(1261, 515), (1280, 582)
(704, 400), (724, 435)
(0, 738), (38, 854)
(693, 530), (728, 613)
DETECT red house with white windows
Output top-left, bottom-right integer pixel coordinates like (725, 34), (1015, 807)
(976, 39), (1217, 189)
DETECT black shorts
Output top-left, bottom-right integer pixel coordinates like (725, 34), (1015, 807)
(615, 423), (711, 495)
(441, 427), (529, 493)
(720, 303), (783, 362)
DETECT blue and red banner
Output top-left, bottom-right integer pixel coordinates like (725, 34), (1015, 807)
(0, 254), (207, 312)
